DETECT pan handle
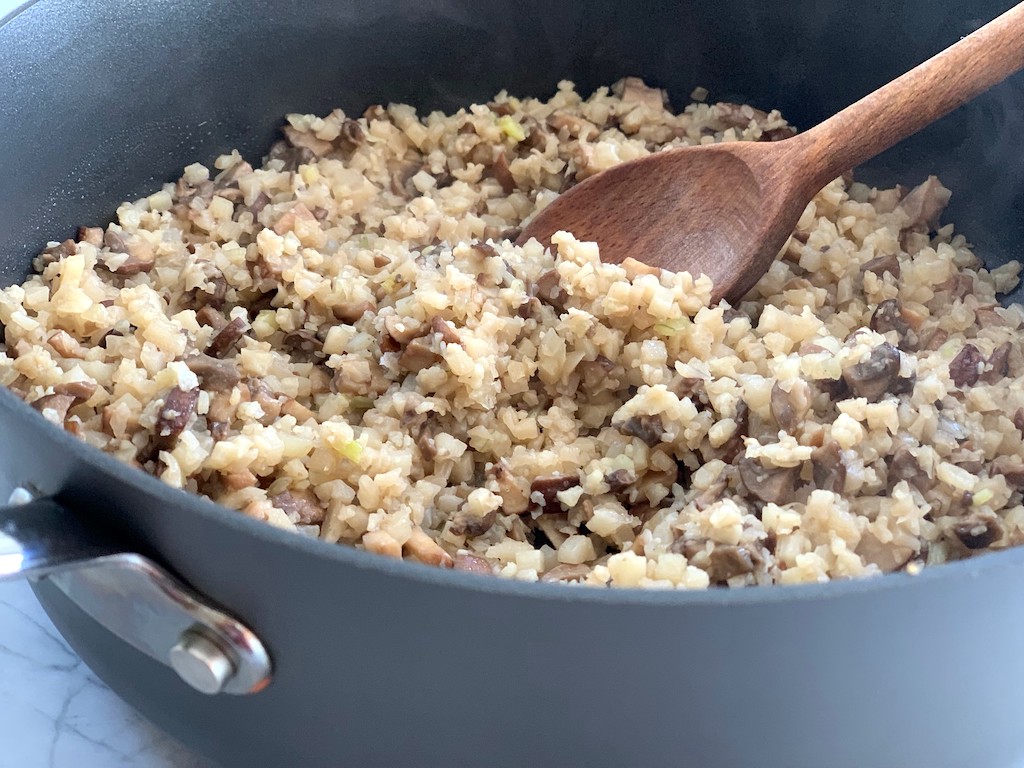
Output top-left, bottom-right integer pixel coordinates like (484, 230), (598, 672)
(0, 491), (272, 696)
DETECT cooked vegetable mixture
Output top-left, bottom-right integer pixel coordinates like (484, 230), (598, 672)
(2, 78), (1024, 588)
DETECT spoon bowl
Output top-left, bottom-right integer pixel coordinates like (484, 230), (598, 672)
(519, 2), (1024, 304)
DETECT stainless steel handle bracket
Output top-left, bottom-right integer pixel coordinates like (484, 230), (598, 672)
(0, 492), (272, 695)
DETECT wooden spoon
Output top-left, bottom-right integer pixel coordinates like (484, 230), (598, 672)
(518, 3), (1024, 305)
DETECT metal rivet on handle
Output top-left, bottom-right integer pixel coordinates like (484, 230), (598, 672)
(169, 630), (236, 695)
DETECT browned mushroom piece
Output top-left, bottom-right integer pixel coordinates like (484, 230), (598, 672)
(266, 140), (315, 172)
(992, 456), (1024, 489)
(737, 456), (798, 504)
(196, 305), (228, 331)
(38, 240), (75, 268)
(398, 338), (441, 372)
(762, 125), (797, 142)
(332, 300), (375, 324)
(283, 126), (333, 158)
(248, 191), (272, 219)
(492, 152), (515, 194)
(32, 393), (77, 423)
(897, 175), (952, 230)
(1015, 408), (1024, 434)
(604, 468), (635, 494)
(340, 118), (365, 147)
(869, 299), (912, 344)
(389, 162), (421, 198)
(185, 354), (242, 391)
(533, 269), (568, 314)
(47, 330), (85, 359)
(546, 113), (596, 139)
(430, 315), (461, 345)
(714, 102), (770, 129)
(952, 512), (1004, 550)
(449, 509), (498, 538)
(77, 226), (103, 246)
(889, 445), (930, 493)
(382, 315), (422, 345)
(613, 414), (664, 447)
(490, 458), (529, 515)
(205, 316), (249, 358)
(541, 563), (592, 583)
(861, 254), (901, 280)
(154, 387), (200, 447)
(453, 553), (494, 575)
(707, 544), (760, 583)
(530, 474), (581, 513)
(842, 342), (902, 401)
(403, 527), (454, 568)
(811, 441), (847, 493)
(719, 400), (750, 463)
(283, 329), (325, 359)
(949, 344), (985, 388)
(271, 489), (325, 525)
(980, 341), (1012, 384)
(770, 380), (809, 433)
(54, 380), (98, 402)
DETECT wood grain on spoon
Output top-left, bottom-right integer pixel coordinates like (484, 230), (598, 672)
(519, 3), (1024, 305)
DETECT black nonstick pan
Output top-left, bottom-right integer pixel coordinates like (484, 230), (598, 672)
(3, 1), (1024, 766)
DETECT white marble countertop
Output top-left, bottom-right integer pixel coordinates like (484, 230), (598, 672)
(0, 0), (210, 763)
(0, 581), (213, 768)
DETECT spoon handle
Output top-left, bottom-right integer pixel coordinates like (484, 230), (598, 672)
(801, 2), (1024, 186)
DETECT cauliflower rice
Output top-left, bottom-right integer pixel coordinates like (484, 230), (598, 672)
(3, 78), (1024, 589)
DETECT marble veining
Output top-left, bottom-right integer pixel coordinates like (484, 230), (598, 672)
(0, 581), (212, 768)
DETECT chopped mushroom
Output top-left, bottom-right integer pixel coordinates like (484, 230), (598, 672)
(541, 563), (591, 583)
(398, 338), (441, 372)
(271, 489), (325, 524)
(889, 445), (930, 493)
(869, 299), (912, 345)
(185, 354), (242, 391)
(949, 344), (985, 387)
(714, 102), (769, 129)
(492, 152), (515, 194)
(491, 458), (529, 515)
(54, 380), (98, 402)
(770, 380), (810, 433)
(196, 305), (229, 331)
(32, 393), (76, 424)
(737, 456), (797, 504)
(283, 125), (333, 157)
(383, 314), (424, 344)
(618, 77), (666, 111)
(707, 544), (760, 582)
(897, 176), (952, 230)
(843, 342), (902, 401)
(533, 270), (568, 313)
(430, 315), (461, 345)
(450, 509), (497, 538)
(154, 387), (200, 447)
(205, 316), (248, 358)
(604, 468), (635, 494)
(453, 553), (494, 575)
(952, 512), (1003, 549)
(47, 330), (86, 359)
(861, 254), (901, 280)
(811, 441), (847, 493)
(403, 527), (454, 568)
(980, 341), (1012, 384)
(614, 414), (665, 447)
(332, 300), (375, 324)
(530, 474), (581, 513)
(992, 456), (1024, 488)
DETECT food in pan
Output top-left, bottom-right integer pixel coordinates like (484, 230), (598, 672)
(2, 78), (1022, 587)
